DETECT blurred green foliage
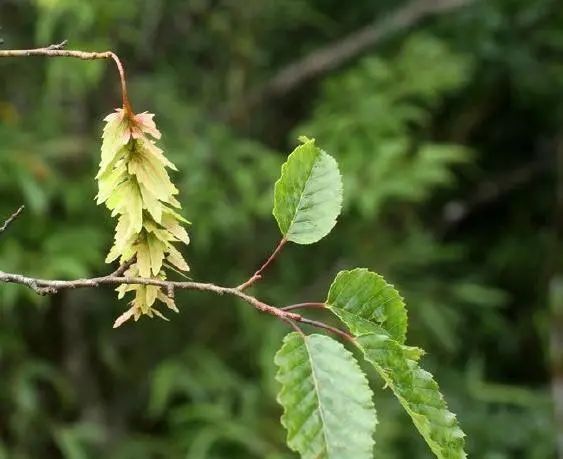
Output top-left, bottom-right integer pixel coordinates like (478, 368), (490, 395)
(0, 0), (561, 457)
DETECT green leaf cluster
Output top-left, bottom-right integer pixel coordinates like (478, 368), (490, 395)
(96, 109), (190, 326)
(327, 270), (466, 458)
(272, 141), (466, 458)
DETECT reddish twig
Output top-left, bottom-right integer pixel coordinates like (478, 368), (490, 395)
(0, 205), (25, 234)
(282, 302), (326, 312)
(297, 317), (354, 342)
(237, 238), (287, 290)
(0, 41), (132, 114)
(284, 318), (306, 337)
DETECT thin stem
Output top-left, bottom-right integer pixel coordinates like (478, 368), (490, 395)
(107, 52), (132, 114)
(0, 205), (25, 234)
(297, 317), (354, 342)
(284, 318), (306, 337)
(0, 41), (132, 113)
(237, 237), (287, 290)
(282, 302), (326, 312)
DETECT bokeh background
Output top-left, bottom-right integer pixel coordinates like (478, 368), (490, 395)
(0, 0), (561, 457)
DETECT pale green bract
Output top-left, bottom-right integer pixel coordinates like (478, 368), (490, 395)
(275, 333), (377, 459)
(96, 109), (190, 327)
(326, 269), (466, 459)
(273, 138), (343, 244)
(326, 268), (408, 344)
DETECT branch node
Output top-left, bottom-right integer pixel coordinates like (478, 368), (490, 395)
(33, 283), (58, 295)
(237, 238), (286, 290)
(47, 40), (68, 51)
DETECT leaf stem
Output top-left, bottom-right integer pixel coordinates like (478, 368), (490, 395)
(297, 317), (354, 342)
(237, 237), (287, 290)
(282, 302), (326, 311)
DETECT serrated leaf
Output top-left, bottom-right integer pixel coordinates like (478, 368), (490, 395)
(355, 332), (466, 459)
(275, 332), (376, 459)
(326, 268), (407, 344)
(273, 139), (343, 244)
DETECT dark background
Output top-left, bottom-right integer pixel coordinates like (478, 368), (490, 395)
(0, 0), (561, 457)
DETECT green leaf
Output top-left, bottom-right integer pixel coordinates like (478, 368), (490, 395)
(356, 331), (466, 459)
(275, 332), (376, 459)
(326, 268), (407, 344)
(273, 139), (343, 244)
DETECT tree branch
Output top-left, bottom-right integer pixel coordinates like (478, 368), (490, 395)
(0, 41), (353, 341)
(109, 258), (136, 277)
(0, 41), (132, 114)
(232, 0), (475, 116)
(0, 205), (25, 234)
(0, 269), (352, 339)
